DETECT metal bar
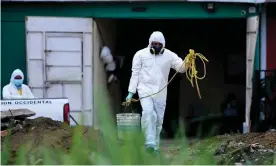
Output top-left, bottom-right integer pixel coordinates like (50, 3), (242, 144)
(45, 65), (82, 67)
(46, 32), (82, 37)
(45, 50), (81, 53)
(70, 110), (91, 112)
(1, 97), (68, 100)
(255, 70), (276, 72)
(26, 30), (44, 34)
(81, 33), (85, 121)
(70, 114), (79, 125)
(28, 59), (43, 61)
(43, 31), (48, 98)
(29, 87), (45, 89)
(45, 81), (82, 84)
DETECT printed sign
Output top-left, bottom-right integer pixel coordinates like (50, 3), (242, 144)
(1, 100), (52, 105)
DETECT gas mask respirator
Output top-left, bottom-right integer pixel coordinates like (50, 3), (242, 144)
(150, 44), (165, 55)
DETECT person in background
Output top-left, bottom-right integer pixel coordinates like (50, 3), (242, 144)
(126, 31), (187, 155)
(222, 93), (237, 117)
(221, 93), (240, 133)
(2, 69), (35, 99)
(100, 46), (120, 84)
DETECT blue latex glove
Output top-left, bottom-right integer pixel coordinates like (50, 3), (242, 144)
(125, 92), (134, 101)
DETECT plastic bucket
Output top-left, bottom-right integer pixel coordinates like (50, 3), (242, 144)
(116, 113), (141, 141)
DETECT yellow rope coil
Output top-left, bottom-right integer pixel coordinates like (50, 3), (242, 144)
(122, 49), (208, 106)
(184, 49), (209, 99)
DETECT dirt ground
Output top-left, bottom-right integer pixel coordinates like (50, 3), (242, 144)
(161, 131), (276, 164)
(1, 117), (102, 164)
(214, 132), (276, 164)
(1, 117), (276, 165)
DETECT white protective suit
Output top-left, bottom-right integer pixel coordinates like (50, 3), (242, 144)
(100, 46), (114, 64)
(2, 69), (35, 99)
(128, 31), (186, 149)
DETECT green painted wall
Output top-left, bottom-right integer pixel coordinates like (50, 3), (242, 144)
(1, 2), (254, 92)
(1, 21), (26, 86)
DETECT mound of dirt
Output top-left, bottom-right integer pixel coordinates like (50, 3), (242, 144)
(214, 131), (276, 165)
(216, 131), (276, 150)
(162, 131), (276, 165)
(2, 117), (275, 165)
(1, 117), (102, 164)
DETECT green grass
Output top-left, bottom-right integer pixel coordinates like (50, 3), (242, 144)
(1, 97), (276, 165)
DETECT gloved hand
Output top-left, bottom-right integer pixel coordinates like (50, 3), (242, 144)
(125, 92), (134, 101)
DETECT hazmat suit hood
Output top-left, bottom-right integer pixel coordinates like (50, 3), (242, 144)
(148, 31), (166, 48)
(2, 68), (35, 99)
(10, 69), (24, 87)
(100, 46), (113, 64)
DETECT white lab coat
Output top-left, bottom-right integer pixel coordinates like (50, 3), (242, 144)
(128, 31), (185, 149)
(2, 69), (35, 99)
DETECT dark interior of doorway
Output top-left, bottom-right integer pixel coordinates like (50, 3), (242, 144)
(114, 19), (246, 139)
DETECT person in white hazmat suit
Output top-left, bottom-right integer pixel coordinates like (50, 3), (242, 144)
(100, 46), (118, 83)
(126, 31), (186, 153)
(2, 69), (35, 99)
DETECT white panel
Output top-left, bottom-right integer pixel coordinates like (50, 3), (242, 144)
(46, 84), (63, 98)
(26, 17), (93, 33)
(83, 33), (93, 66)
(46, 36), (82, 51)
(28, 60), (44, 87)
(25, 17), (94, 127)
(64, 84), (82, 111)
(83, 111), (93, 126)
(70, 112), (82, 125)
(70, 111), (93, 126)
(46, 52), (82, 66)
(26, 32), (44, 59)
(31, 89), (44, 98)
(46, 67), (82, 81)
(83, 67), (92, 110)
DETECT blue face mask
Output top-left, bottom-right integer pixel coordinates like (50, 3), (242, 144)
(13, 79), (23, 88)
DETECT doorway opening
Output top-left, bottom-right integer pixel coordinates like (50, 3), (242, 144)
(96, 18), (246, 138)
